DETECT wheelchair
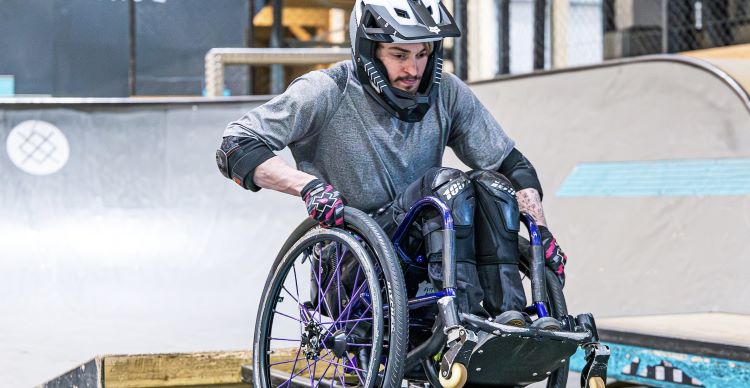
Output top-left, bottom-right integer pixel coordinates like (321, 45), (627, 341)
(252, 196), (610, 387)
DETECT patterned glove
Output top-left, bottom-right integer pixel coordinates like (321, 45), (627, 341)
(539, 225), (567, 287)
(301, 179), (345, 227)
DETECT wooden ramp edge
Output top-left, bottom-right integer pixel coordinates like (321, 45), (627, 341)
(39, 351), (252, 388)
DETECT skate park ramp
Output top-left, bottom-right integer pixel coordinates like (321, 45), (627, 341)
(454, 54), (750, 319)
(2, 54), (749, 387)
(0, 97), (302, 387)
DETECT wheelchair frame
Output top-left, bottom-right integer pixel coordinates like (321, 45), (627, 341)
(253, 195), (610, 388)
(392, 196), (609, 387)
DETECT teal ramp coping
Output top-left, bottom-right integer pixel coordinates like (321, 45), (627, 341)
(570, 343), (750, 387)
(0, 75), (14, 96)
(557, 158), (750, 197)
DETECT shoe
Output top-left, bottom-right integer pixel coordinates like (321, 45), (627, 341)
(493, 310), (527, 327)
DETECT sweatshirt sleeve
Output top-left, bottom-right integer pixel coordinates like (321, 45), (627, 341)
(442, 72), (515, 171)
(223, 70), (343, 150)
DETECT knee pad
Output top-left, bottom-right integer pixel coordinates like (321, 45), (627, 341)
(398, 167), (476, 263)
(469, 170), (520, 265)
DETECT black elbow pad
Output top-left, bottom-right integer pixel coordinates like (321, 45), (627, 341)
(216, 136), (275, 191)
(498, 148), (544, 199)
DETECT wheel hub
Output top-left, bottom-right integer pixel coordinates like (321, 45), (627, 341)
(301, 321), (324, 360)
(332, 329), (348, 358)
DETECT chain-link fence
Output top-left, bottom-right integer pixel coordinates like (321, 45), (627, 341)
(472, 0), (750, 79)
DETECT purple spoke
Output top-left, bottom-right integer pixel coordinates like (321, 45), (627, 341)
(344, 353), (366, 385)
(337, 358), (347, 387)
(311, 244), (343, 327)
(321, 279), (369, 341)
(269, 337), (301, 342)
(341, 266), (363, 324)
(311, 356), (366, 387)
(332, 359), (340, 387)
(317, 280), (340, 326)
(304, 354), (314, 387)
(299, 297), (317, 324)
(275, 310), (304, 323)
(319, 317), (372, 326)
(315, 243), (324, 323)
(321, 242), (345, 300)
(274, 348), (308, 387)
(317, 357), (335, 388)
(319, 280), (369, 345)
(292, 260), (299, 303)
(341, 281), (365, 324)
(306, 348), (335, 387)
(281, 285), (301, 305)
(336, 244), (343, 331)
(291, 263), (308, 333)
(269, 357), (307, 367)
(292, 263), (304, 323)
(289, 349), (334, 386)
(324, 242), (343, 332)
(288, 346), (304, 386)
(319, 356), (367, 373)
(311, 354), (317, 387)
(345, 301), (372, 337)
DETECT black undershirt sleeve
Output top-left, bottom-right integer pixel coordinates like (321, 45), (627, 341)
(497, 147), (544, 200)
(217, 136), (275, 192)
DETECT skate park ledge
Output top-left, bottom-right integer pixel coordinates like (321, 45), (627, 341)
(39, 351), (252, 388)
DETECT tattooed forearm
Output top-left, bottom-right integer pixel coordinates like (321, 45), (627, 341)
(516, 188), (547, 226)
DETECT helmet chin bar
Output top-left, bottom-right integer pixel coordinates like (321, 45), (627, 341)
(355, 39), (445, 123)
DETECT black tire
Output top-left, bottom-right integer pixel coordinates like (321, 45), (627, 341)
(519, 237), (569, 388)
(342, 208), (409, 388)
(253, 208), (408, 387)
(542, 267), (569, 388)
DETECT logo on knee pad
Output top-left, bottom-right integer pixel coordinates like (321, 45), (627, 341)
(490, 180), (516, 196)
(441, 180), (468, 201)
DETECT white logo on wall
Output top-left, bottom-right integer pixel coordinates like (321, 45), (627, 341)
(6, 120), (70, 175)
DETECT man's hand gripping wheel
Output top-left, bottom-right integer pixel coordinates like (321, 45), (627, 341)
(301, 179), (345, 227)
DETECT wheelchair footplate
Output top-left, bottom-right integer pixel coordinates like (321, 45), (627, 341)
(459, 313), (607, 387)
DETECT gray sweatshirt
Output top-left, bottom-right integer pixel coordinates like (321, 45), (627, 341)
(224, 61), (514, 213)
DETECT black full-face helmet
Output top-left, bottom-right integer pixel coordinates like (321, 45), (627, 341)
(350, 0), (461, 122)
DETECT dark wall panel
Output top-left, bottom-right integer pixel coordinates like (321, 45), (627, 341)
(0, 0), (128, 97)
(0, 1), (55, 95)
(136, 0), (250, 96)
(52, 0), (130, 97)
(0, 0), (249, 97)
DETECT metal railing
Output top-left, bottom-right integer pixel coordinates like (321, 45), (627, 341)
(204, 47), (351, 97)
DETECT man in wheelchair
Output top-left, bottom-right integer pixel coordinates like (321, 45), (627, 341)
(217, 1), (608, 386)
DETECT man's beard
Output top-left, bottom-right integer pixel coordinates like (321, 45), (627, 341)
(394, 76), (420, 94)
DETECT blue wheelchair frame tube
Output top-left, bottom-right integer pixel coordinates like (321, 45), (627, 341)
(521, 213), (549, 318)
(392, 196), (458, 307)
(391, 198), (550, 319)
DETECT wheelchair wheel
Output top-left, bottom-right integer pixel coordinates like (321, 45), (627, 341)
(253, 208), (408, 387)
(543, 267), (569, 388)
(519, 236), (569, 388)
